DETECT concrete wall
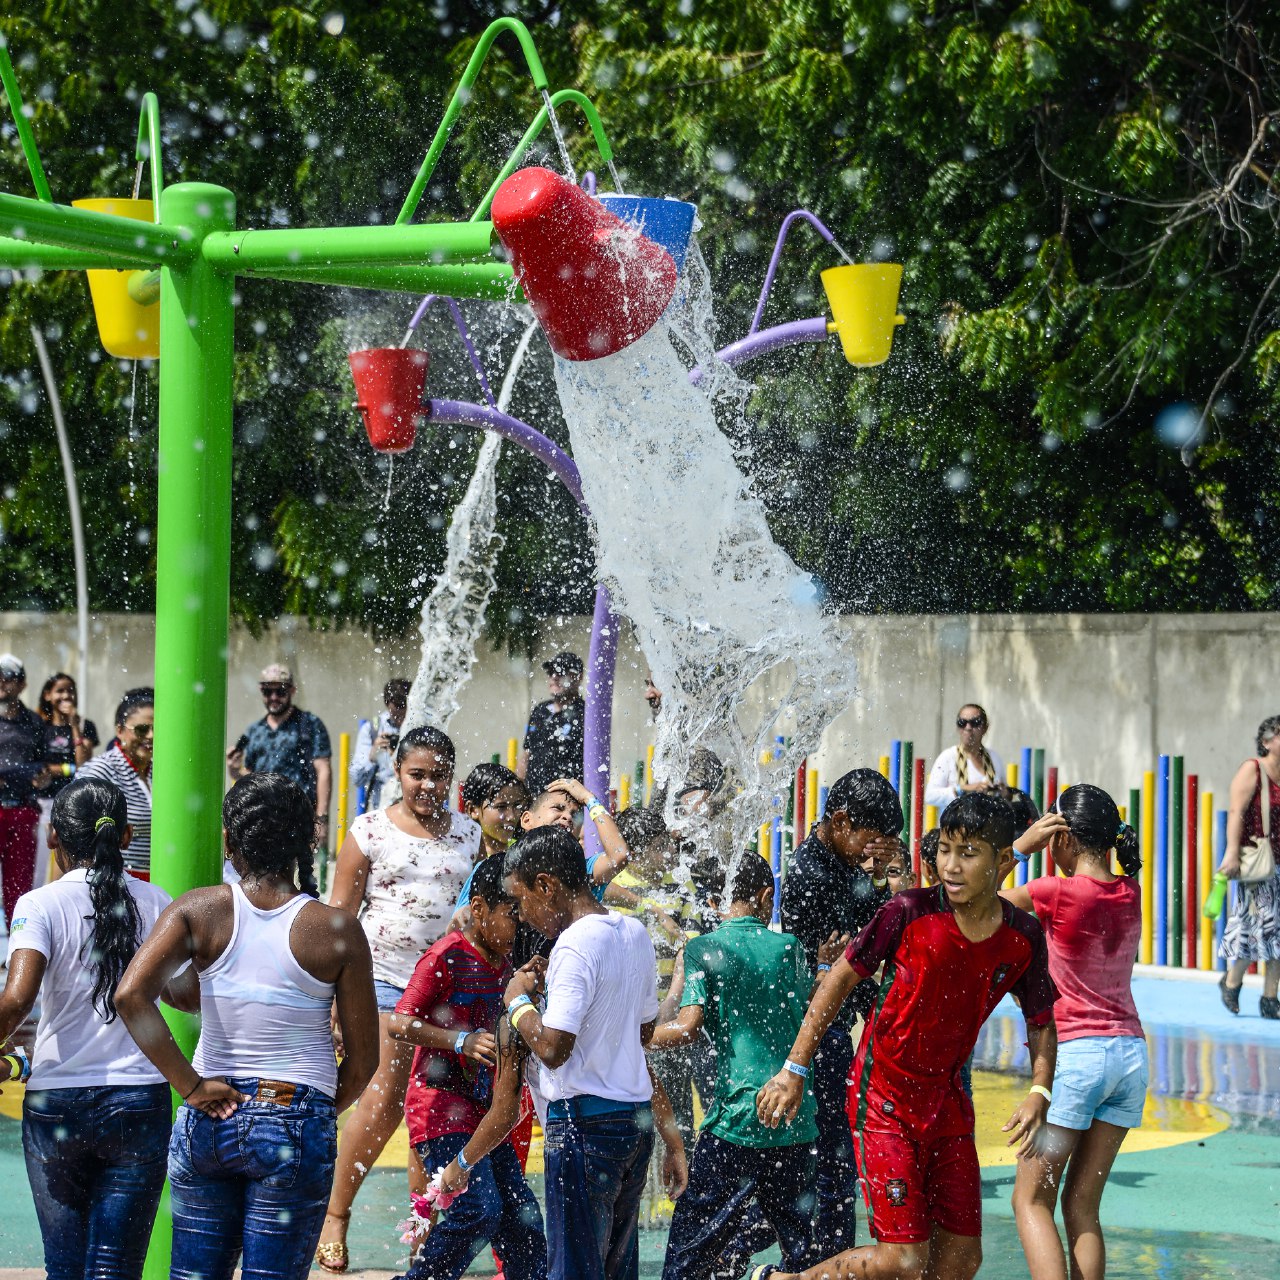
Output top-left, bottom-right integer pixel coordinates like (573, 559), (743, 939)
(2, 611), (1269, 824)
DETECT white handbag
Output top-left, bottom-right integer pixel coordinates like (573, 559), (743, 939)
(1240, 762), (1277, 884)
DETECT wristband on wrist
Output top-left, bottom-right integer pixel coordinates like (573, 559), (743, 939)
(507, 994), (533, 1015)
(783, 1059), (809, 1079)
(1029, 1084), (1052, 1103)
(454, 1031), (470, 1055)
(582, 793), (601, 810)
(182, 1077), (203, 1100)
(816, 963), (832, 973)
(456, 1147), (473, 1174)
(3, 1051), (30, 1083)
(510, 1003), (537, 1032)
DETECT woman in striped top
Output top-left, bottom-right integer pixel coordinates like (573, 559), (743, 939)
(79, 689), (153, 878)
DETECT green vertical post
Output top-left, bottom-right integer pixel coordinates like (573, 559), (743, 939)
(1032, 748), (1046, 877)
(144, 182), (237, 1280)
(1128, 787), (1141, 850)
(1171, 755), (1184, 967)
(900, 740), (913, 839)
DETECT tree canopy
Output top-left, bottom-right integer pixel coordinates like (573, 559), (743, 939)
(1, 0), (1277, 637)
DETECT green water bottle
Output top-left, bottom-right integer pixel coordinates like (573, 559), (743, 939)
(1203, 871), (1229, 920)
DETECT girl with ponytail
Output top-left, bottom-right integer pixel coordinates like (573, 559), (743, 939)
(0, 777), (192, 1280)
(1001, 784), (1146, 1280)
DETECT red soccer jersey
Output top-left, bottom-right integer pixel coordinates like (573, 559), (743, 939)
(844, 886), (1058, 1141)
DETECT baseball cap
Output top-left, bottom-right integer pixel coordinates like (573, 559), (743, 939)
(542, 651), (583, 676)
(0, 653), (24, 679)
(259, 663), (294, 685)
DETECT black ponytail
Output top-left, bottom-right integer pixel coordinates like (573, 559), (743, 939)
(222, 773), (318, 895)
(1057, 783), (1142, 876)
(49, 778), (141, 1023)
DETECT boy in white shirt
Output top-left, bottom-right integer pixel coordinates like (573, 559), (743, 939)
(500, 825), (687, 1280)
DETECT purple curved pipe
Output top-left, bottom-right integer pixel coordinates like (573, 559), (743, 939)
(691, 316), (830, 385)
(404, 296), (496, 406)
(749, 209), (840, 335)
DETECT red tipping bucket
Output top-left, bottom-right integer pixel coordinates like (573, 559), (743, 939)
(349, 347), (428, 453)
(491, 167), (678, 361)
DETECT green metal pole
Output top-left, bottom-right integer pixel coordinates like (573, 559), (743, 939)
(1032, 747), (1046, 877)
(900, 740), (913, 837)
(0, 235), (150, 270)
(143, 181), (237, 1280)
(0, 190), (192, 262)
(1172, 755), (1184, 967)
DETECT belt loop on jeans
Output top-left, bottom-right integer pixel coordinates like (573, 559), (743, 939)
(546, 1095), (640, 1122)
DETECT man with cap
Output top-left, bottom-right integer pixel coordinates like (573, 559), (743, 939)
(517, 651), (586, 797)
(0, 654), (54, 925)
(227, 663), (332, 840)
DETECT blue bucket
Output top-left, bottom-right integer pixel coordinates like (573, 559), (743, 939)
(598, 195), (697, 273)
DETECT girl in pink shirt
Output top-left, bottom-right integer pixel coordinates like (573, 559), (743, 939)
(1002, 784), (1146, 1280)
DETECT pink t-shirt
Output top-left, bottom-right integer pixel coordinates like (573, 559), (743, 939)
(1026, 874), (1143, 1041)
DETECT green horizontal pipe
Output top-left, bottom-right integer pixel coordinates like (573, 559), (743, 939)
(257, 260), (518, 301)
(201, 220), (495, 275)
(0, 235), (152, 271)
(0, 190), (195, 264)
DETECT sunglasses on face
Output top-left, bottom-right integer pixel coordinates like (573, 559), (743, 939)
(260, 684), (290, 696)
(956, 717), (985, 729)
(127, 723), (154, 738)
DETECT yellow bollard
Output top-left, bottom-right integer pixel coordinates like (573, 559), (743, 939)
(618, 773), (632, 812)
(820, 263), (905, 366)
(645, 744), (655, 805)
(71, 198), (161, 358)
(878, 755), (890, 780)
(1006, 762), (1019, 789)
(925, 803), (938, 831)
(507, 737), (518, 771)
(1200, 790), (1215, 970)
(1141, 770), (1155, 965)
(807, 768), (820, 833)
(758, 822), (771, 862)
(335, 731), (351, 888)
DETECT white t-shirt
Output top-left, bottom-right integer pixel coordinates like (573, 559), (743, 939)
(9, 869), (172, 1089)
(350, 807), (481, 989)
(924, 744), (1006, 812)
(537, 911), (659, 1106)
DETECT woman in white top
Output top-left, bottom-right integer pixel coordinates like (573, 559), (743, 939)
(78, 688), (154, 878)
(924, 703), (1005, 813)
(0, 777), (195, 1280)
(116, 774), (378, 1280)
(316, 724), (481, 1270)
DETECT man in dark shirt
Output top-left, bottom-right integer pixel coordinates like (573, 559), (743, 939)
(518, 651), (585, 796)
(779, 768), (904, 1259)
(0, 654), (54, 924)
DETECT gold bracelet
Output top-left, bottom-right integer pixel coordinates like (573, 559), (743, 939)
(510, 1003), (537, 1031)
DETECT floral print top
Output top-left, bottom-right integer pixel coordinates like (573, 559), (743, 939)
(349, 807), (481, 989)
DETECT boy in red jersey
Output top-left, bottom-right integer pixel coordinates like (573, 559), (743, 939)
(756, 792), (1058, 1280)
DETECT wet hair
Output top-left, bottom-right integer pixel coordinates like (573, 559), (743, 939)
(690, 853), (725, 906)
(527, 789), (570, 816)
(461, 762), (528, 812)
(504, 824), (588, 892)
(920, 828), (940, 877)
(114, 686), (153, 730)
(939, 791), (1016, 851)
(1257, 716), (1280, 756)
(383, 678), (411, 705)
(49, 778), (140, 1023)
(999, 786), (1041, 841)
(222, 773), (318, 896)
(823, 769), (904, 837)
(1055, 784), (1141, 876)
(730, 853), (776, 904)
(38, 672), (77, 722)
(615, 803), (667, 852)
(470, 851), (514, 909)
(395, 725), (455, 769)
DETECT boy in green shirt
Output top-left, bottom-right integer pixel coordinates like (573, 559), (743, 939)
(650, 855), (822, 1280)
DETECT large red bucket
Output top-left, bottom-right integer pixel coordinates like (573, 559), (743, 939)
(491, 167), (678, 361)
(349, 347), (428, 453)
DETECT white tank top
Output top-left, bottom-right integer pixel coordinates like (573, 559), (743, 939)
(192, 885), (338, 1097)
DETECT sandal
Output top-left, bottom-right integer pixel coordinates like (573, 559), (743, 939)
(1261, 995), (1280, 1020)
(1219, 975), (1242, 1015)
(315, 1212), (350, 1274)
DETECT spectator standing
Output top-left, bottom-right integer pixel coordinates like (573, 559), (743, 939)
(78, 689), (154, 880)
(925, 703), (1005, 812)
(227, 664), (331, 846)
(518, 652), (585, 796)
(0, 654), (54, 923)
(350, 678), (411, 813)
(34, 673), (98, 889)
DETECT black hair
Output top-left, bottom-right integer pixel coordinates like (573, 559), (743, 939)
(939, 791), (1016, 851)
(38, 671), (77, 722)
(383, 678), (411, 705)
(999, 786), (1041, 841)
(504, 824), (588, 891)
(823, 768), (904, 837)
(222, 773), (318, 896)
(461, 762), (528, 812)
(470, 852), (514, 908)
(730, 853), (776, 904)
(395, 725), (455, 768)
(113, 686), (153, 729)
(1056, 783), (1141, 876)
(615, 804), (667, 853)
(920, 827), (940, 875)
(49, 778), (140, 1023)
(1257, 716), (1280, 757)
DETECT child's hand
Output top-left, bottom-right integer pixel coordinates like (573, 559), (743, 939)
(460, 1031), (497, 1066)
(1014, 813), (1069, 858)
(756, 1070), (805, 1129)
(547, 778), (590, 806)
(1002, 1090), (1050, 1158)
(817, 931), (851, 968)
(661, 1140), (689, 1199)
(440, 1159), (470, 1195)
(504, 962), (544, 1006)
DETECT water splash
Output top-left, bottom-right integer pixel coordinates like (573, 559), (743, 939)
(540, 90), (577, 183)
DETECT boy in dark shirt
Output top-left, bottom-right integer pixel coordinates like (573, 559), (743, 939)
(518, 653), (585, 796)
(778, 768), (903, 1256)
(757, 793), (1058, 1280)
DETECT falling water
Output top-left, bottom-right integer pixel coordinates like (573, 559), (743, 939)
(540, 90), (577, 183)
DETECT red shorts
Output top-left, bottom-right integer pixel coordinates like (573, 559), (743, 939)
(854, 1127), (981, 1244)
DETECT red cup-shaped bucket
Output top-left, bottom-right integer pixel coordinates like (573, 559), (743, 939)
(349, 347), (428, 453)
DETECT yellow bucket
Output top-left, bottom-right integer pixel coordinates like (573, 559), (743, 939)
(820, 263), (905, 366)
(71, 198), (160, 359)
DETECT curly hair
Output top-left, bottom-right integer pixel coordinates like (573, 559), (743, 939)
(222, 773), (318, 895)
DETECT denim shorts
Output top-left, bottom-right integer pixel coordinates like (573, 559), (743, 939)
(1048, 1035), (1148, 1131)
(374, 979), (405, 1013)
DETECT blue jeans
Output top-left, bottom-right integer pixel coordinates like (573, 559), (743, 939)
(169, 1078), (337, 1280)
(543, 1104), (655, 1280)
(813, 1025), (858, 1255)
(662, 1132), (817, 1280)
(400, 1132), (546, 1280)
(23, 1082), (171, 1280)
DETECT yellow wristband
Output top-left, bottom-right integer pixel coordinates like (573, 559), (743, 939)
(1029, 1084), (1052, 1103)
(510, 1003), (537, 1031)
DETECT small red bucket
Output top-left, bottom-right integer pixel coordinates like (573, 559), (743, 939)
(349, 347), (429, 453)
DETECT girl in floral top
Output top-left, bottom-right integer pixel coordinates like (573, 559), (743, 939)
(317, 726), (480, 1272)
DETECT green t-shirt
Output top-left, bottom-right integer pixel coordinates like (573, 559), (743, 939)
(681, 915), (818, 1148)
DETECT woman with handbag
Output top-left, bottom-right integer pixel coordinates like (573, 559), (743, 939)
(1217, 715), (1280, 1018)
